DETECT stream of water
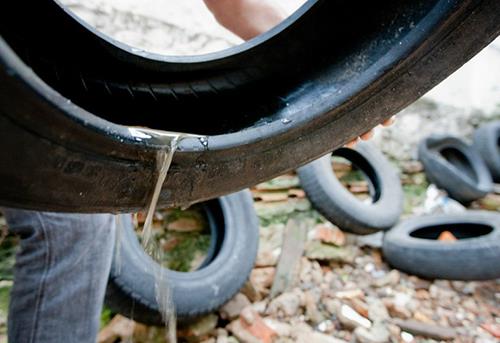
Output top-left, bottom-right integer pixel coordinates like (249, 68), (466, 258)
(126, 127), (199, 342)
(143, 143), (179, 342)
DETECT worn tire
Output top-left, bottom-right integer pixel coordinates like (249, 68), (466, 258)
(104, 190), (259, 325)
(298, 142), (403, 235)
(473, 121), (500, 182)
(382, 211), (500, 280)
(418, 135), (492, 203)
(1, 1), (500, 212)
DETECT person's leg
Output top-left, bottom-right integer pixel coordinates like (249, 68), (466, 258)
(3, 209), (117, 343)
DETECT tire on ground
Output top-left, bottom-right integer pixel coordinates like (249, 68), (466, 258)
(473, 120), (500, 182)
(298, 142), (403, 235)
(382, 211), (500, 280)
(105, 190), (259, 325)
(418, 135), (492, 204)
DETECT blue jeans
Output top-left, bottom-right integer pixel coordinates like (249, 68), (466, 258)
(3, 209), (117, 343)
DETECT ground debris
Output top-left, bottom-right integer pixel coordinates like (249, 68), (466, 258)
(98, 315), (135, 343)
(270, 218), (309, 297)
(392, 318), (456, 340)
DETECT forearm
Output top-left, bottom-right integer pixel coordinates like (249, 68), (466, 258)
(203, 0), (287, 40)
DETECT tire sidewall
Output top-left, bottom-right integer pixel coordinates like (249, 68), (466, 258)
(107, 190), (259, 323)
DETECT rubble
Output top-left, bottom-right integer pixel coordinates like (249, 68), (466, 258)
(219, 294), (252, 320)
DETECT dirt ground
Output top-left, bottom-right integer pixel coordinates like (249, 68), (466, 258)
(89, 159), (500, 343)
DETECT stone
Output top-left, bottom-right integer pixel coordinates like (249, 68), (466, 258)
(216, 328), (228, 338)
(477, 193), (500, 211)
(337, 304), (372, 330)
(251, 300), (268, 315)
(304, 290), (325, 325)
(299, 331), (348, 343)
(241, 280), (262, 302)
(310, 261), (324, 284)
(262, 318), (292, 337)
(98, 315), (135, 343)
(256, 224), (285, 267)
(324, 298), (341, 317)
(354, 323), (390, 343)
(167, 216), (204, 232)
(480, 323), (500, 339)
(367, 298), (390, 323)
(348, 181), (370, 193)
(401, 160), (424, 174)
(437, 230), (457, 241)
(227, 307), (277, 343)
(317, 320), (335, 333)
(267, 291), (302, 318)
(393, 318), (456, 340)
(308, 223), (346, 246)
(409, 276), (431, 290)
(349, 298), (369, 318)
(250, 267), (275, 291)
(383, 298), (412, 319)
(305, 242), (358, 263)
(334, 289), (365, 300)
(373, 270), (400, 288)
(220, 293), (251, 320)
(178, 314), (218, 339)
(291, 323), (348, 343)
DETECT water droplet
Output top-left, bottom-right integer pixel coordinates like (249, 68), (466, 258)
(199, 136), (208, 147)
(281, 118), (292, 124)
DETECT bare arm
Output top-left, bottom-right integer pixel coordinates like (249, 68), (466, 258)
(203, 0), (287, 40)
(203, 0), (393, 145)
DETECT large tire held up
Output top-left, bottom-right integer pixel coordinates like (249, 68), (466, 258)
(105, 190), (259, 325)
(298, 142), (403, 235)
(418, 135), (492, 203)
(1, 1), (500, 212)
(382, 211), (500, 281)
(473, 121), (500, 182)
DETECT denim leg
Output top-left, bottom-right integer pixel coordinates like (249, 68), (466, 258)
(3, 209), (117, 343)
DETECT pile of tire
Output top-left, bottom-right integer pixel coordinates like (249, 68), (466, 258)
(386, 122), (500, 280)
(300, 122), (500, 281)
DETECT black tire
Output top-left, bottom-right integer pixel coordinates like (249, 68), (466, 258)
(1, 1), (500, 212)
(297, 142), (403, 235)
(418, 135), (492, 203)
(382, 211), (500, 281)
(105, 190), (259, 325)
(473, 121), (500, 182)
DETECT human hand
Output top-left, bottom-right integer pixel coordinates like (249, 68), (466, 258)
(344, 117), (395, 148)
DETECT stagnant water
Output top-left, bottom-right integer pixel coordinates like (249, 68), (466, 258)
(124, 127), (200, 342)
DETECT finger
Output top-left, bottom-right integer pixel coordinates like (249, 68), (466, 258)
(360, 130), (374, 141)
(344, 138), (359, 148)
(382, 116), (396, 127)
